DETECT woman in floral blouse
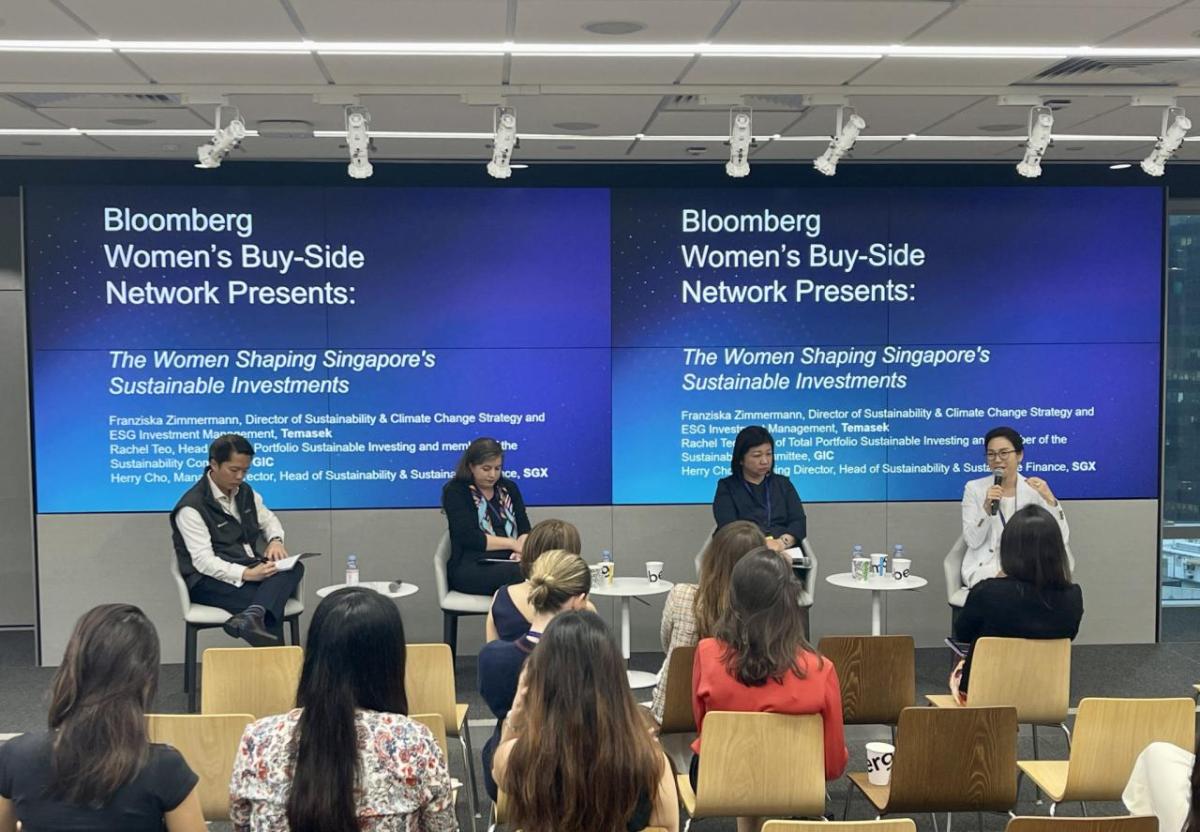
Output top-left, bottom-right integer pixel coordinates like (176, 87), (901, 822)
(230, 587), (457, 832)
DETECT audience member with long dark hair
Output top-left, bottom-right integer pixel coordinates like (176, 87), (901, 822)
(0, 604), (205, 832)
(951, 503), (1084, 702)
(691, 547), (847, 832)
(494, 610), (678, 832)
(230, 587), (455, 832)
(479, 549), (591, 801)
(651, 519), (766, 723)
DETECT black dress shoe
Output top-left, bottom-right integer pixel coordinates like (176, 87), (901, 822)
(222, 611), (280, 647)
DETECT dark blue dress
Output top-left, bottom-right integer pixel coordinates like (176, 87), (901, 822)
(491, 583), (533, 641)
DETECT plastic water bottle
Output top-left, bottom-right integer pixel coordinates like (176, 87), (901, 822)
(892, 544), (904, 561)
(345, 554), (359, 586)
(601, 549), (614, 584)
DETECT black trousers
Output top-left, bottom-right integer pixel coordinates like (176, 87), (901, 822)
(189, 561), (304, 627)
(449, 553), (521, 596)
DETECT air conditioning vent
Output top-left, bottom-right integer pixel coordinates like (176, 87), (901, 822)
(1025, 57), (1191, 85)
(12, 92), (181, 109)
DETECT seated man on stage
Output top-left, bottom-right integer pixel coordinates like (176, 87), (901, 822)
(170, 433), (303, 646)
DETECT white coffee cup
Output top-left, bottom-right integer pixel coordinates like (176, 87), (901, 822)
(892, 558), (912, 581)
(588, 564), (605, 589)
(646, 561), (665, 583)
(865, 741), (895, 786)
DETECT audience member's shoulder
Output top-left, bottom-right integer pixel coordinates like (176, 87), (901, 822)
(0, 729), (50, 761)
(970, 576), (1012, 597)
(242, 710), (300, 745)
(695, 636), (722, 660)
(669, 582), (698, 602)
(478, 636), (520, 667)
(361, 711), (440, 756)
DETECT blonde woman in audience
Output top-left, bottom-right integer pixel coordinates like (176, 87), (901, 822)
(692, 547), (848, 832)
(651, 519), (766, 723)
(0, 604), (206, 832)
(495, 610), (679, 832)
(230, 587), (455, 832)
(485, 518), (591, 642)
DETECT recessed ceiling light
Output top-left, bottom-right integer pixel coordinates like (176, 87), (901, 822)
(979, 123), (1024, 132)
(1044, 99), (1072, 110)
(685, 146), (707, 155)
(1110, 163), (1133, 169)
(106, 117), (155, 126)
(556, 144), (576, 151)
(553, 121), (599, 132)
(583, 21), (646, 36)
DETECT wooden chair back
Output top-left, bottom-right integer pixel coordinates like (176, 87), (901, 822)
(200, 646), (302, 719)
(660, 644), (697, 734)
(764, 822), (918, 832)
(1063, 697), (1194, 802)
(886, 706), (1018, 814)
(409, 711), (449, 761)
(967, 638), (1071, 724)
(693, 711), (825, 818)
(405, 643), (460, 736)
(818, 636), (915, 724)
(1006, 817), (1160, 832)
(146, 713), (253, 821)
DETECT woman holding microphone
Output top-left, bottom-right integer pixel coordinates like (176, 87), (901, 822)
(712, 425), (807, 552)
(961, 426), (1069, 588)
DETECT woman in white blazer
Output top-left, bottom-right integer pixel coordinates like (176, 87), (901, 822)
(961, 426), (1069, 588)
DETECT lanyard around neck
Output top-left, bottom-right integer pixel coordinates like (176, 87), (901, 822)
(742, 475), (771, 524)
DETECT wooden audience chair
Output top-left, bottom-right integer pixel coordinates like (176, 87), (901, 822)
(146, 713), (253, 822)
(818, 636), (915, 730)
(677, 712), (826, 831)
(1005, 817), (1159, 832)
(660, 644), (698, 735)
(927, 637), (1071, 765)
(1018, 697), (1194, 816)
(845, 706), (1018, 831)
(406, 643), (481, 829)
(199, 645), (302, 719)
(765, 821), (917, 832)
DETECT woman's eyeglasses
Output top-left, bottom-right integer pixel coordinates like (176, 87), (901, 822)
(985, 449), (1017, 460)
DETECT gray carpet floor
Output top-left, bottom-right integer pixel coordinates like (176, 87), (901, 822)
(1, 630), (1196, 831)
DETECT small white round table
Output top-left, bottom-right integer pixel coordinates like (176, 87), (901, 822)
(825, 572), (928, 636)
(589, 576), (673, 688)
(316, 580), (420, 599)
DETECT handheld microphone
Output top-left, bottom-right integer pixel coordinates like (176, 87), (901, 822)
(989, 471), (1003, 516)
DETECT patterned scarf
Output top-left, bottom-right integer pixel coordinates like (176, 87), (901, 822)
(469, 483), (515, 537)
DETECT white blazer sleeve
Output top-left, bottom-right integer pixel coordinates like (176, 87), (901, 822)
(961, 480), (991, 550)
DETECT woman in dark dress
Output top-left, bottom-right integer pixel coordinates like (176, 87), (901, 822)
(712, 425), (807, 552)
(442, 437), (532, 596)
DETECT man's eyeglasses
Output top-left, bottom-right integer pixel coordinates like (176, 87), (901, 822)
(985, 449), (1017, 460)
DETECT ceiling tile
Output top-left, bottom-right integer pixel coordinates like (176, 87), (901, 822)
(515, 0), (729, 41)
(683, 55), (878, 85)
(77, 136), (205, 158)
(0, 53), (148, 84)
(321, 55), (502, 86)
(649, 108), (803, 137)
(0, 2), (92, 38)
(751, 137), (844, 161)
(505, 94), (663, 133)
(850, 56), (1057, 86)
(968, 0), (1175, 7)
(628, 139), (724, 161)
(930, 96), (1133, 136)
(910, 5), (1167, 45)
(49, 106), (211, 130)
(0, 98), (68, 129)
(58, 0), (301, 39)
(715, 1), (950, 43)
(0, 135), (112, 157)
(510, 55), (691, 85)
(360, 95), (495, 132)
(229, 94), (345, 132)
(288, 0), (506, 40)
(513, 138), (633, 160)
(814, 95), (986, 136)
(128, 53), (328, 85)
(1105, 5), (1200, 46)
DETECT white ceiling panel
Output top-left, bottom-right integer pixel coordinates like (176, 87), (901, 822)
(750, 137), (844, 161)
(321, 55), (502, 86)
(79, 136), (207, 158)
(509, 56), (692, 85)
(649, 108), (804, 136)
(47, 106), (211, 130)
(360, 95), (495, 132)
(0, 98), (67, 129)
(716, 1), (950, 43)
(59, 0), (301, 39)
(910, 4), (1165, 45)
(930, 96), (1132, 136)
(505, 94), (662, 133)
(683, 56), (877, 85)
(513, 139), (633, 160)
(850, 57), (1056, 86)
(0, 2), (92, 38)
(1105, 5), (1200, 46)
(818, 95), (986, 135)
(216, 137), (346, 159)
(229, 94), (345, 131)
(968, 0), (1174, 7)
(627, 139), (728, 161)
(127, 53), (326, 85)
(515, 0), (729, 41)
(1053, 102), (1175, 135)
(368, 137), (499, 160)
(0, 135), (113, 156)
(287, 0), (506, 40)
(0, 53), (148, 84)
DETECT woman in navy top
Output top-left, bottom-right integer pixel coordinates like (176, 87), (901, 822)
(712, 425), (807, 552)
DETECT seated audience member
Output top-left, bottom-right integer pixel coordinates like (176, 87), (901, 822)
(712, 425), (807, 552)
(487, 518), (591, 642)
(0, 604), (205, 832)
(442, 437), (532, 596)
(494, 610), (679, 832)
(951, 504), (1084, 703)
(1123, 738), (1197, 832)
(692, 547), (847, 832)
(651, 520), (766, 723)
(170, 433), (304, 646)
(230, 587), (455, 832)
(479, 549), (591, 800)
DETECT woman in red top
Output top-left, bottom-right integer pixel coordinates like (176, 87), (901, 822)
(691, 546), (848, 832)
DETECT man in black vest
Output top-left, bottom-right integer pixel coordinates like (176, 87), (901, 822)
(170, 434), (304, 646)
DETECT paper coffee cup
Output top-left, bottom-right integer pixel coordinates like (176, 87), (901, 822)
(865, 741), (895, 786)
(851, 556), (870, 581)
(589, 564), (604, 589)
(646, 561), (665, 583)
(870, 553), (889, 577)
(892, 558), (912, 580)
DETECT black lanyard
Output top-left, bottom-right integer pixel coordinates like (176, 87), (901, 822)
(742, 475), (772, 525)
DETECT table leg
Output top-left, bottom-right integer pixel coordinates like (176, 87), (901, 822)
(871, 590), (883, 636)
(620, 596), (632, 660)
